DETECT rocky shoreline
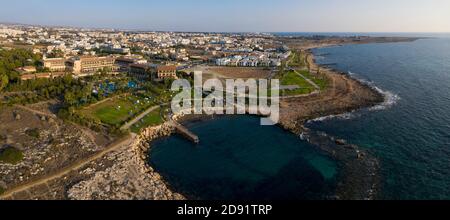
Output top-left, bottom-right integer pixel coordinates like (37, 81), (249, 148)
(67, 123), (185, 200)
(276, 46), (386, 199)
(133, 46), (388, 200)
(70, 39), (407, 200)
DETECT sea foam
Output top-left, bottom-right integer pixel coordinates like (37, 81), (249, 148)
(348, 71), (401, 111)
(307, 71), (400, 123)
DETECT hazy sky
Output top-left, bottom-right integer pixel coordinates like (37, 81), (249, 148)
(1, 0), (449, 32)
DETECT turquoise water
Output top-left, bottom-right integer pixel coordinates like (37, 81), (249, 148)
(149, 115), (337, 200)
(311, 38), (450, 199)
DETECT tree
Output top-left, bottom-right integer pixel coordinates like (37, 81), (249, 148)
(0, 74), (8, 92)
(64, 91), (76, 106)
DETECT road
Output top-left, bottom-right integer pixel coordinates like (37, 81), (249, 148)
(0, 133), (136, 200)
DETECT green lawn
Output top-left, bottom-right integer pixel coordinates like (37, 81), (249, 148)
(280, 70), (315, 95)
(278, 69), (329, 96)
(79, 95), (155, 127)
(130, 107), (164, 133)
(301, 70), (329, 90)
(281, 71), (314, 88)
(0, 147), (24, 165)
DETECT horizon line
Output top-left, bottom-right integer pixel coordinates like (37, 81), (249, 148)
(1, 21), (450, 34)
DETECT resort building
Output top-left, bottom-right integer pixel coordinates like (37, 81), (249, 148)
(116, 57), (136, 72)
(20, 72), (68, 81)
(115, 56), (148, 72)
(67, 56), (119, 75)
(128, 64), (177, 81)
(129, 63), (151, 80)
(154, 65), (177, 80)
(15, 66), (37, 74)
(43, 58), (67, 72)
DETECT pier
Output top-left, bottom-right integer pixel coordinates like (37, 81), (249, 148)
(169, 121), (200, 144)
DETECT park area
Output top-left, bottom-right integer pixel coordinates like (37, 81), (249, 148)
(280, 70), (317, 96)
(77, 93), (162, 128)
(130, 107), (164, 133)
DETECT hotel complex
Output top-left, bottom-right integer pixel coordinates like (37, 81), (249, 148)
(21, 55), (178, 81)
(129, 63), (177, 81)
(66, 56), (118, 75)
(43, 58), (67, 72)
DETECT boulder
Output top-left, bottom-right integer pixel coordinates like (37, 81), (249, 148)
(335, 139), (347, 145)
(48, 118), (55, 124)
(345, 144), (357, 150)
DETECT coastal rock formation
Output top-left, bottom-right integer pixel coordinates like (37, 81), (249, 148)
(276, 46), (385, 200)
(67, 123), (184, 200)
(0, 106), (99, 190)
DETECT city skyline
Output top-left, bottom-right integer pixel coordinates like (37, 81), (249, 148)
(1, 0), (450, 33)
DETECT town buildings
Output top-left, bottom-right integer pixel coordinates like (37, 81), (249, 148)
(1, 24), (291, 82)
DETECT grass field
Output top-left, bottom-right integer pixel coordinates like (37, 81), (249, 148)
(278, 69), (329, 96)
(302, 70), (329, 90)
(78, 94), (155, 127)
(280, 70), (316, 95)
(130, 107), (164, 133)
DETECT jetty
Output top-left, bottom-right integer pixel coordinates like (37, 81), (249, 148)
(169, 121), (200, 144)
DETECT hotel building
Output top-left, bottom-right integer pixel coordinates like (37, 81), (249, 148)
(128, 64), (177, 81)
(43, 58), (67, 72)
(67, 56), (119, 75)
(155, 65), (177, 80)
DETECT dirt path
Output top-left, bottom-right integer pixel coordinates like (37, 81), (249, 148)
(14, 104), (57, 119)
(0, 133), (136, 200)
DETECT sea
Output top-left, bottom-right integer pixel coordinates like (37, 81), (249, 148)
(149, 35), (450, 200)
(310, 37), (450, 199)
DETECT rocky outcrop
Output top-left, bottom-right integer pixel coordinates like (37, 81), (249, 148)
(67, 123), (185, 200)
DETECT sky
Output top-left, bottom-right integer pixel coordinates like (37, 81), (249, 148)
(1, 0), (449, 32)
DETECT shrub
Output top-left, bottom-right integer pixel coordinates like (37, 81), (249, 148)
(25, 128), (40, 138)
(0, 147), (24, 165)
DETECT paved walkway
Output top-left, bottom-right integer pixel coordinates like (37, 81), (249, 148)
(120, 106), (160, 130)
(292, 68), (321, 91)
